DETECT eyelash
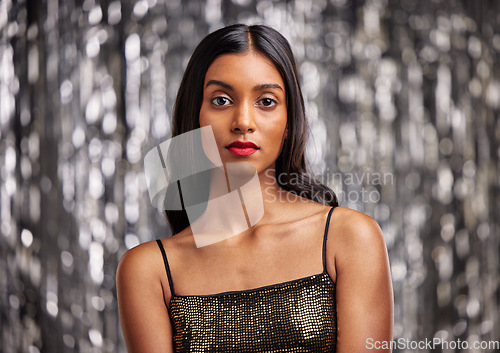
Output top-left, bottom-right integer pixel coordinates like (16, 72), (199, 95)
(211, 96), (232, 106)
(210, 96), (278, 108)
(257, 97), (277, 108)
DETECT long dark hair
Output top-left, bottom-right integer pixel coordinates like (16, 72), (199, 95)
(166, 24), (338, 234)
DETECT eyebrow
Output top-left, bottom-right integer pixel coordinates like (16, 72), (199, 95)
(205, 80), (233, 90)
(255, 83), (284, 92)
(205, 80), (284, 92)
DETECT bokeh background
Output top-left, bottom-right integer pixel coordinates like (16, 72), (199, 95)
(1, 0), (499, 352)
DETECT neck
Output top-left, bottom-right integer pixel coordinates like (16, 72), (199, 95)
(187, 164), (286, 247)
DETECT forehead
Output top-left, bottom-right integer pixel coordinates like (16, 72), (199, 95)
(204, 51), (284, 87)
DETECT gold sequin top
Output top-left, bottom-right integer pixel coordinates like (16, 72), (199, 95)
(156, 207), (337, 352)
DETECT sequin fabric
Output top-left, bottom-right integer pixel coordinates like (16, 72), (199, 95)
(168, 272), (337, 352)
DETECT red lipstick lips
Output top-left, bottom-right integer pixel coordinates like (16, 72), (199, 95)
(226, 140), (260, 156)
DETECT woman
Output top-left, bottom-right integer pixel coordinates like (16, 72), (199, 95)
(117, 24), (393, 352)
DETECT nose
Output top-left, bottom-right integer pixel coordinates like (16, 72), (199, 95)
(231, 102), (256, 133)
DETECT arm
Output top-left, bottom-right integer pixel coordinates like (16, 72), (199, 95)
(116, 241), (174, 353)
(328, 207), (394, 352)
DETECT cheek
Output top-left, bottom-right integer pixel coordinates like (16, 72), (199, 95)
(199, 108), (226, 151)
(261, 117), (287, 156)
(269, 112), (288, 139)
(199, 103), (225, 136)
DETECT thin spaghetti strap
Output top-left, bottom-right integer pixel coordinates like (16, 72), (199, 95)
(322, 206), (336, 271)
(156, 239), (176, 296)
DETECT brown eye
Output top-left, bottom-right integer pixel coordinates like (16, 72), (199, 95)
(259, 98), (277, 108)
(211, 96), (231, 106)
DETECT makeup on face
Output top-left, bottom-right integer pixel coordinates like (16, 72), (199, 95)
(199, 51), (288, 173)
(226, 140), (260, 156)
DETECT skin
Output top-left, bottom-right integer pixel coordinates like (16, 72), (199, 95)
(117, 50), (394, 352)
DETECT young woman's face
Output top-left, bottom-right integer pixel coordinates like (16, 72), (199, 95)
(199, 51), (288, 175)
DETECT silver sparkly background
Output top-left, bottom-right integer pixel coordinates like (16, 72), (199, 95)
(1, 0), (499, 352)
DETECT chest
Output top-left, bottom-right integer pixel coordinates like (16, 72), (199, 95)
(175, 224), (325, 295)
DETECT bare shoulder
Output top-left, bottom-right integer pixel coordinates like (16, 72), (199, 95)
(327, 207), (393, 351)
(325, 206), (389, 280)
(118, 240), (161, 269)
(329, 206), (385, 250)
(116, 240), (165, 286)
(116, 240), (176, 352)
(117, 232), (195, 280)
